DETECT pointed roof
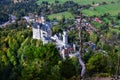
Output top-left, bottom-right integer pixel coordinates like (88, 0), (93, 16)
(33, 22), (52, 31)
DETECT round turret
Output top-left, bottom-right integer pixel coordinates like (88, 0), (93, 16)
(63, 30), (68, 45)
(41, 16), (45, 23)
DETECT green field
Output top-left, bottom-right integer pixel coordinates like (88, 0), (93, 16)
(48, 12), (74, 20)
(37, 0), (119, 5)
(82, 3), (120, 16)
(110, 28), (120, 33)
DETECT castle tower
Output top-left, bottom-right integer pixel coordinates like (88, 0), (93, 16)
(63, 30), (68, 45)
(73, 44), (76, 52)
(38, 25), (41, 39)
(32, 23), (41, 39)
(41, 28), (43, 39)
(41, 16), (45, 24)
(32, 16), (52, 44)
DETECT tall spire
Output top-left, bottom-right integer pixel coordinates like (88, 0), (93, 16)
(63, 30), (68, 45)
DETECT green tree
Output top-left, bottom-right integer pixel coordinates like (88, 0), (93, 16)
(60, 58), (76, 79)
(86, 53), (110, 76)
(8, 38), (19, 51)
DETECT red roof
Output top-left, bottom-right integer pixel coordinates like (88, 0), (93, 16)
(94, 18), (102, 23)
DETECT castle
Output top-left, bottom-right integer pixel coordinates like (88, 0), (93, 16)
(32, 16), (76, 60)
(32, 16), (52, 44)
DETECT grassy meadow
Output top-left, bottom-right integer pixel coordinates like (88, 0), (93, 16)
(37, 0), (119, 5)
(48, 12), (74, 20)
(82, 3), (120, 16)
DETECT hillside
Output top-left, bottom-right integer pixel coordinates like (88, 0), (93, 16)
(48, 12), (74, 20)
(0, 0), (120, 80)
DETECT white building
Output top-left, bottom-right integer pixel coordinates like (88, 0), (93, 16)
(32, 16), (52, 43)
